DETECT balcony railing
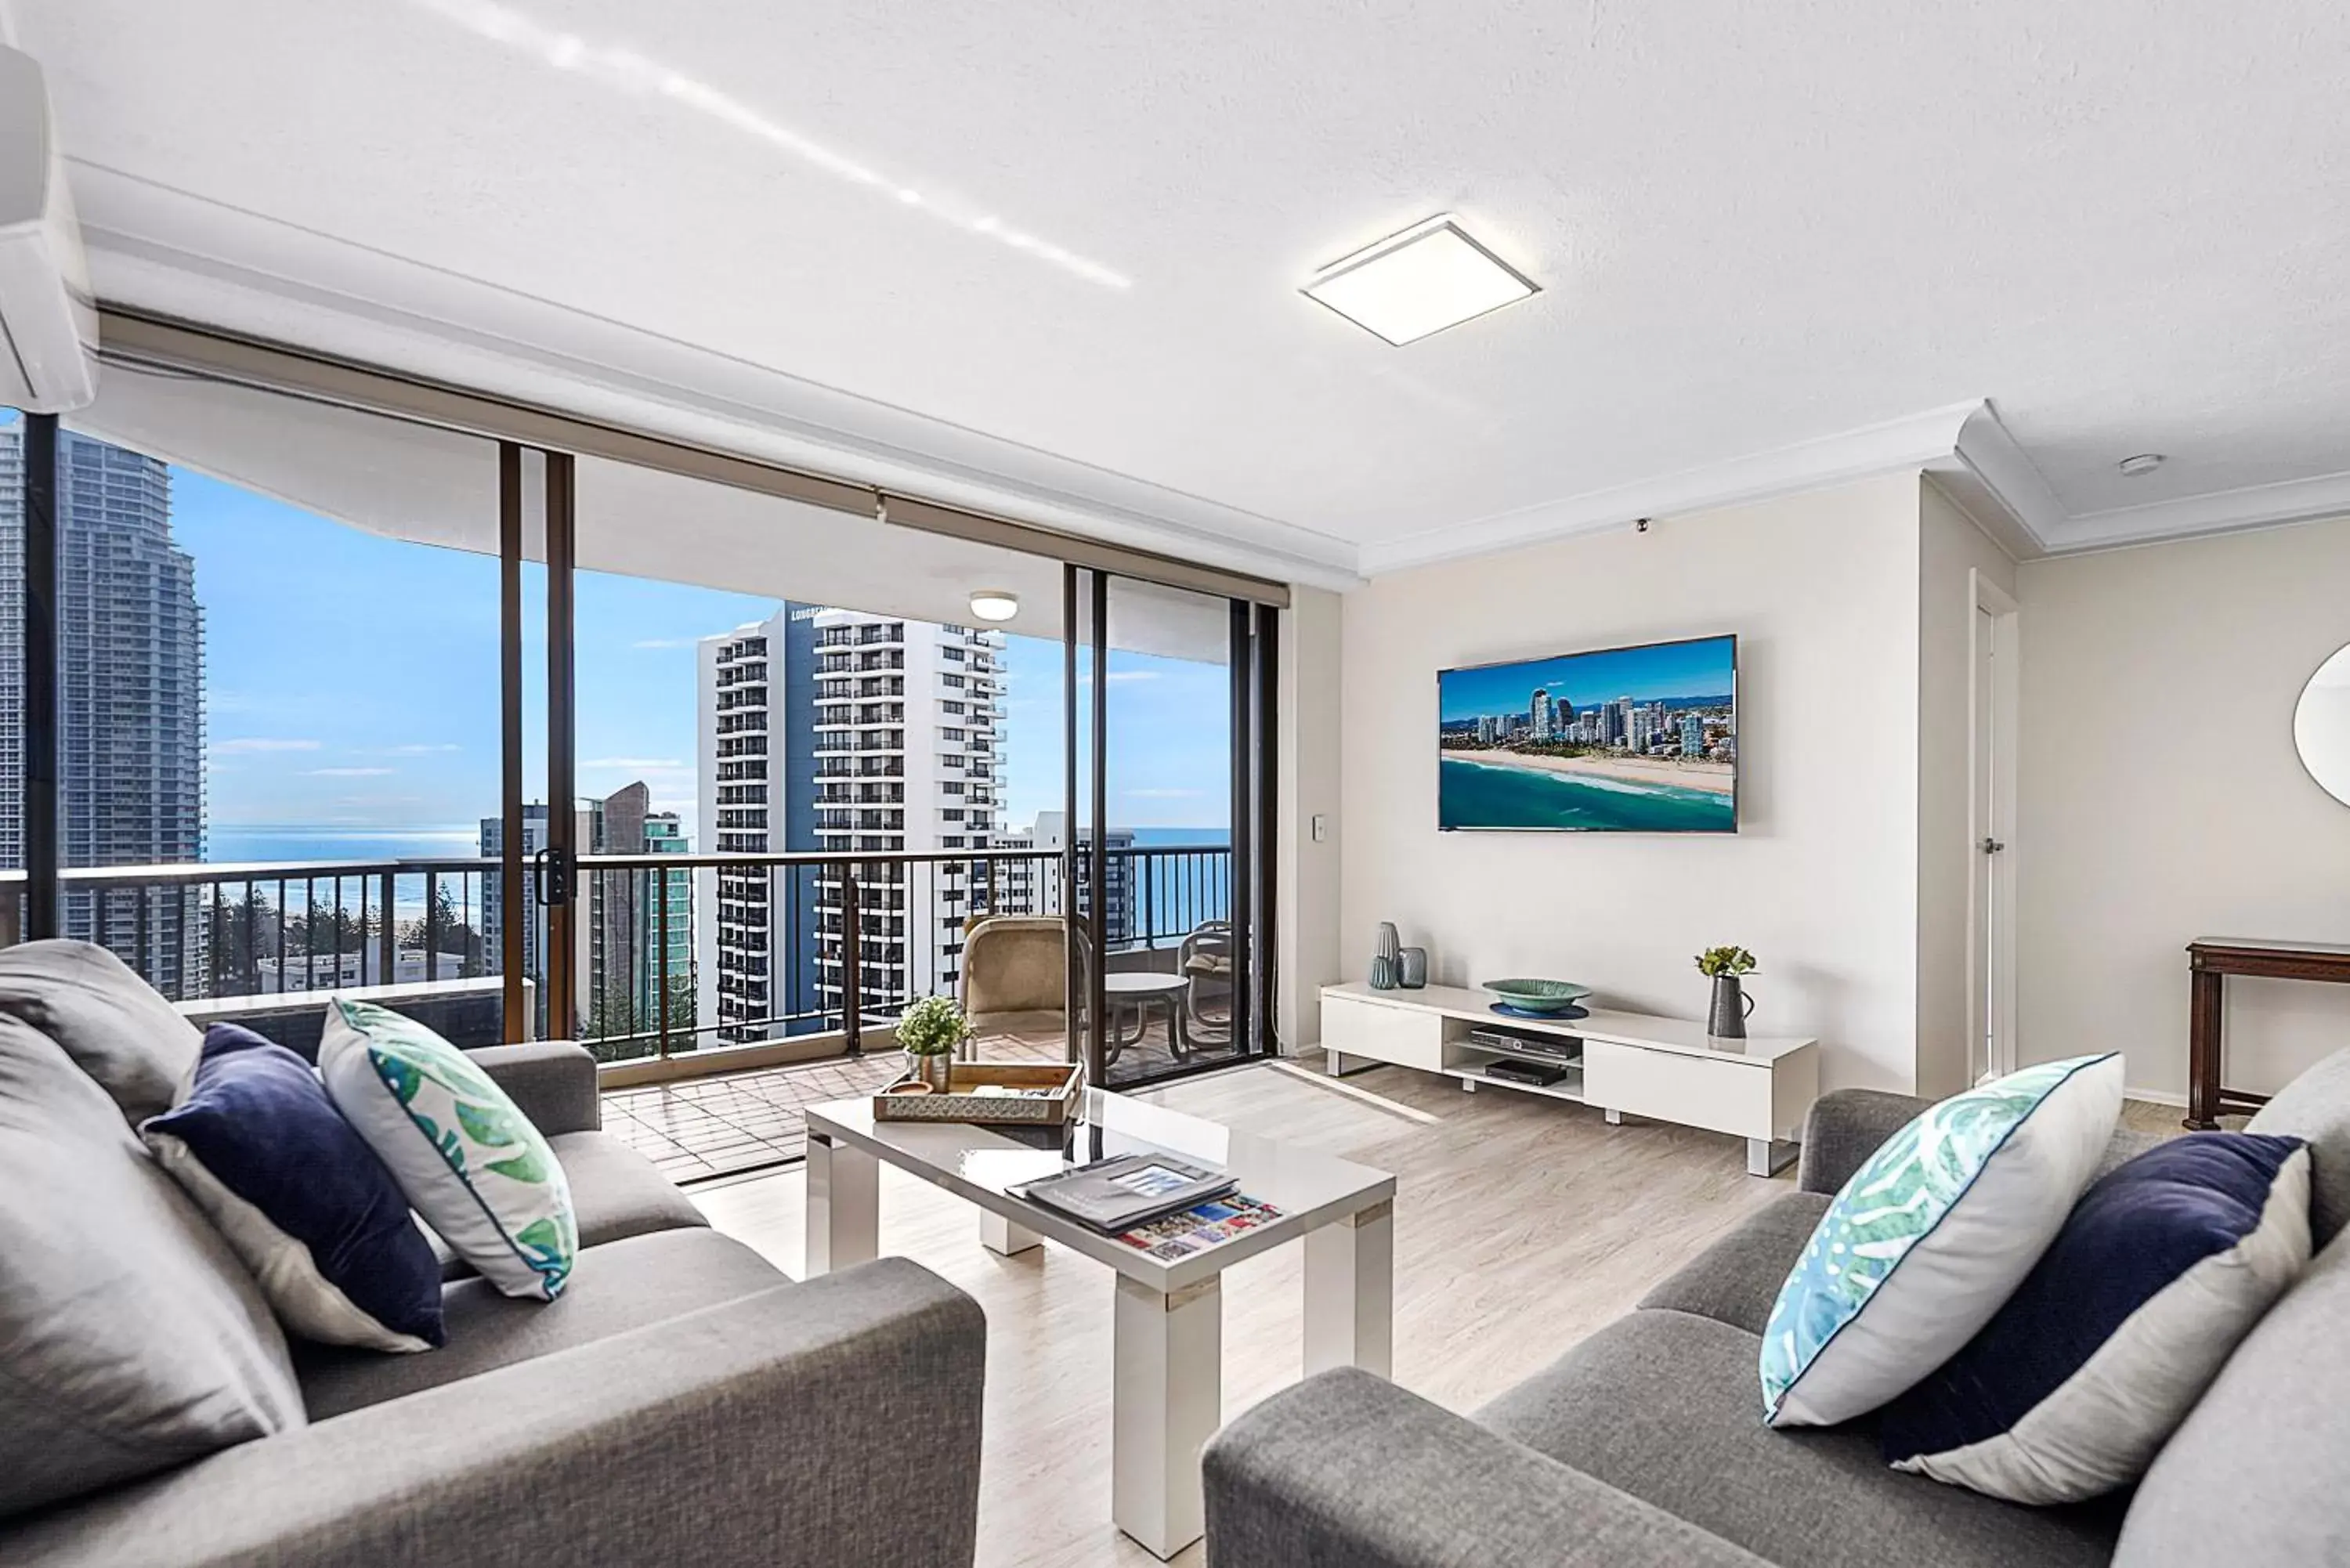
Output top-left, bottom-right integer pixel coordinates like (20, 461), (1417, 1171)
(0, 842), (1234, 1071)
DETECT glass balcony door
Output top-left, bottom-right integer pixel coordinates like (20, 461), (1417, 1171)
(498, 445), (576, 1043)
(1064, 565), (1275, 1090)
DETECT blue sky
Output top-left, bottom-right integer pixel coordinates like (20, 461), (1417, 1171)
(163, 464), (1231, 847)
(1438, 635), (1736, 722)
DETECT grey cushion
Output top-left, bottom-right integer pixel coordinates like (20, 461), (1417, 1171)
(1477, 1308), (2124, 1568)
(435, 1129), (708, 1281)
(2247, 1043), (2350, 1247)
(0, 1015), (304, 1519)
(2114, 1222), (2350, 1566)
(0, 939), (201, 1123)
(302, 1227), (790, 1419)
(1638, 1191), (1830, 1334)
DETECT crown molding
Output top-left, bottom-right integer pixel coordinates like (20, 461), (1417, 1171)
(1927, 401), (2063, 558)
(1360, 394), (2350, 577)
(1932, 400), (2350, 559)
(69, 163), (1365, 594)
(2042, 466), (2350, 554)
(1358, 401), (1985, 574)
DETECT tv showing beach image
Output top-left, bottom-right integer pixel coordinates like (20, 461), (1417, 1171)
(1438, 634), (1737, 833)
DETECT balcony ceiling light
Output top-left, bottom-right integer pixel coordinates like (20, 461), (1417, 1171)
(969, 591), (1019, 623)
(1302, 215), (1538, 345)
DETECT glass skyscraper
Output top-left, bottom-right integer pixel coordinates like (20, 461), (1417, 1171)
(0, 428), (206, 989)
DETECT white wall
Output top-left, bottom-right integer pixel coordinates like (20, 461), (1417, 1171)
(2016, 517), (2350, 1098)
(1339, 473), (1929, 1093)
(1278, 585), (1344, 1051)
(1914, 482), (2018, 1097)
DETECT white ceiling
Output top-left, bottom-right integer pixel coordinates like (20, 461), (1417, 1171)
(14, 0), (2350, 580)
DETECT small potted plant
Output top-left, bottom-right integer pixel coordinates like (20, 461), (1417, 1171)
(1695, 945), (1758, 1039)
(897, 994), (974, 1091)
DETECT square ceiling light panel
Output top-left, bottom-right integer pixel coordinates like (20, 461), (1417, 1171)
(1302, 217), (1539, 345)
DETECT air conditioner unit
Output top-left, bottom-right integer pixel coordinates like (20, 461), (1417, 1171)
(0, 45), (98, 413)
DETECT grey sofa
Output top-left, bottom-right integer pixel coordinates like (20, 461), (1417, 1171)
(1206, 1070), (2350, 1568)
(0, 943), (985, 1568)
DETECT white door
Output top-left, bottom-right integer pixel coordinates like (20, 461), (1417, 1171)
(1969, 581), (2019, 1083)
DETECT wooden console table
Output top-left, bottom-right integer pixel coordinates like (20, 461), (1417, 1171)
(2186, 938), (2350, 1129)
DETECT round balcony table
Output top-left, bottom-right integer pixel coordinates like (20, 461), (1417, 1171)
(1103, 971), (1192, 1063)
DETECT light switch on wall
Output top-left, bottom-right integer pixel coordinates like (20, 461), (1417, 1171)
(1311, 814), (1329, 843)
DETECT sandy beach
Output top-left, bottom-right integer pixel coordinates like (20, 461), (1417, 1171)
(1449, 747), (1736, 797)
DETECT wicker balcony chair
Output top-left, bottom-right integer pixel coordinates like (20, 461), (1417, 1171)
(959, 916), (1079, 1059)
(1177, 919), (1235, 1053)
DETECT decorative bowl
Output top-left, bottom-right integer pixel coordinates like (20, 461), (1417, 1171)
(1479, 977), (1593, 1014)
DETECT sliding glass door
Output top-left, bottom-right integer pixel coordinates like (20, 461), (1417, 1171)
(1064, 565), (1277, 1090)
(5, 339), (1284, 1176)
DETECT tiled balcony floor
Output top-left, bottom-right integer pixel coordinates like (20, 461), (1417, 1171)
(600, 1024), (1245, 1181)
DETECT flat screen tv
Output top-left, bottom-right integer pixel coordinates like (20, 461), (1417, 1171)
(1438, 634), (1737, 833)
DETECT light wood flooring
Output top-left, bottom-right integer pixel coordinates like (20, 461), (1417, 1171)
(693, 1059), (2186, 1568)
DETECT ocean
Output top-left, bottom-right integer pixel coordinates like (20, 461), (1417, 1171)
(1438, 757), (1735, 833)
(204, 825), (1231, 862)
(1123, 828), (1231, 941)
(206, 827), (484, 864)
(200, 824), (1235, 932)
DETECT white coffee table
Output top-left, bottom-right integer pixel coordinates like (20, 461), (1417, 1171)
(802, 1087), (1397, 1559)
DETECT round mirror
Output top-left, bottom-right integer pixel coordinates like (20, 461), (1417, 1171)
(2295, 642), (2350, 807)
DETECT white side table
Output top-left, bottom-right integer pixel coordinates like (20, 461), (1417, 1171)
(1104, 970), (1191, 1059)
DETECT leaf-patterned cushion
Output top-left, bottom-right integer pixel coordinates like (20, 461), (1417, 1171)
(320, 998), (577, 1302)
(1759, 1053), (2124, 1428)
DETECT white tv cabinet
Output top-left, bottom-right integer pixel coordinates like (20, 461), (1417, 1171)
(1319, 981), (1819, 1176)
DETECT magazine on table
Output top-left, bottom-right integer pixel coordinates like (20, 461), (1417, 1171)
(1114, 1193), (1285, 1260)
(1010, 1152), (1238, 1232)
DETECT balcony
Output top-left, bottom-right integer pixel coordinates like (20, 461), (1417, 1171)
(1, 840), (1238, 1179)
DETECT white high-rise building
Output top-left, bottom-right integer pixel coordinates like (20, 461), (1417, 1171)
(1024, 811), (1136, 948)
(696, 610), (795, 1045)
(695, 605), (1009, 1043)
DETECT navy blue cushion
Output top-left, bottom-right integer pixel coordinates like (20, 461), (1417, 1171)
(143, 1024), (444, 1349)
(1879, 1132), (2310, 1503)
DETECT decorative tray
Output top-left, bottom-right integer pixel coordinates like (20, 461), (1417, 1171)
(872, 1061), (1083, 1125)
